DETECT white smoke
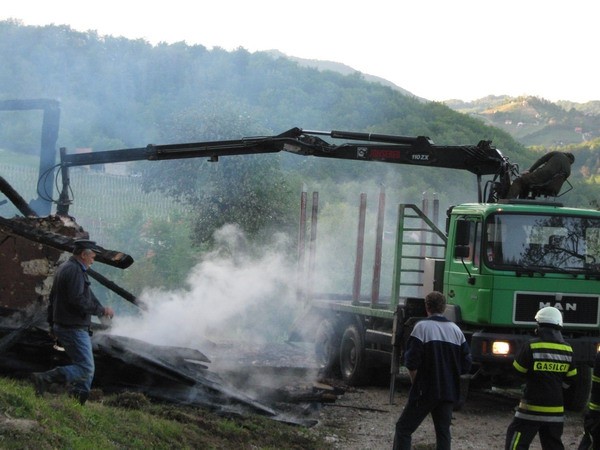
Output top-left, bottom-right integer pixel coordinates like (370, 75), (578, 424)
(109, 224), (300, 352)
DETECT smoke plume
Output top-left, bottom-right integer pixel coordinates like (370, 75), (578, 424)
(109, 224), (300, 353)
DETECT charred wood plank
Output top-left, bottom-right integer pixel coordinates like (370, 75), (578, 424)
(0, 176), (37, 217)
(262, 388), (339, 404)
(323, 403), (389, 413)
(93, 334), (277, 416)
(87, 269), (144, 309)
(0, 216), (133, 268)
(95, 335), (211, 365)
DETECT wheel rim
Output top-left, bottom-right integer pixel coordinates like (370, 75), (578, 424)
(316, 334), (331, 366)
(341, 336), (357, 378)
(315, 320), (337, 368)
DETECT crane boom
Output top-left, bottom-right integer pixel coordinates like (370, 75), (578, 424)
(61, 127), (507, 176)
(57, 127), (516, 214)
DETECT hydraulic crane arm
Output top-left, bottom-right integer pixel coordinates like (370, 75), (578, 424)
(57, 127), (515, 213)
(61, 127), (507, 176)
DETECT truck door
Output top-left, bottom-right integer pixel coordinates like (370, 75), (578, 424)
(446, 218), (493, 324)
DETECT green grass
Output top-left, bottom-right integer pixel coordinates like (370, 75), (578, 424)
(0, 378), (327, 449)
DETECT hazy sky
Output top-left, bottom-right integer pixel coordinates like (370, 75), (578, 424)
(2, 0), (598, 103)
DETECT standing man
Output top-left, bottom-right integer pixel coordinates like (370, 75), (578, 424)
(507, 151), (574, 199)
(578, 350), (600, 449)
(393, 291), (472, 450)
(31, 239), (114, 405)
(505, 306), (577, 450)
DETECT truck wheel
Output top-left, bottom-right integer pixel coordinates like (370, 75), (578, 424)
(314, 319), (340, 377)
(339, 324), (367, 386)
(564, 364), (591, 412)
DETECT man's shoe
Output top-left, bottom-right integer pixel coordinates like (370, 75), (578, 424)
(70, 390), (89, 405)
(30, 372), (50, 396)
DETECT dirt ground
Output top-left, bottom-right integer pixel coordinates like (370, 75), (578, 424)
(311, 382), (586, 449)
(213, 341), (586, 449)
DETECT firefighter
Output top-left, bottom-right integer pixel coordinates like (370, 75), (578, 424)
(578, 350), (600, 449)
(505, 306), (577, 450)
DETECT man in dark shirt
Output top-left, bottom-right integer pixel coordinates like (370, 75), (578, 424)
(578, 351), (600, 449)
(31, 239), (114, 405)
(507, 151), (574, 199)
(393, 291), (472, 450)
(505, 306), (577, 450)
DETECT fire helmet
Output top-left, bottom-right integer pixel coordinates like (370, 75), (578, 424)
(534, 306), (563, 328)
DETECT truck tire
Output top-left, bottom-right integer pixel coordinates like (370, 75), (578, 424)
(339, 323), (368, 386)
(564, 363), (591, 412)
(314, 319), (341, 377)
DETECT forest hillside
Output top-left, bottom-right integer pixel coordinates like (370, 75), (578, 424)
(0, 20), (598, 299)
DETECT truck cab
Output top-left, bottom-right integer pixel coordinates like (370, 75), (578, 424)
(445, 200), (600, 407)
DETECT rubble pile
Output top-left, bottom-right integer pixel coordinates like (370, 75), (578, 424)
(0, 314), (336, 426)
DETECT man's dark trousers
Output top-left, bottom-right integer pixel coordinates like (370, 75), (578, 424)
(393, 396), (453, 450)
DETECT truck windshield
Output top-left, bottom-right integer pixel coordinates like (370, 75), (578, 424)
(484, 213), (600, 274)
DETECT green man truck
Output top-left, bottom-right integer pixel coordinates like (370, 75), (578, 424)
(28, 124), (600, 410)
(420, 200), (599, 410)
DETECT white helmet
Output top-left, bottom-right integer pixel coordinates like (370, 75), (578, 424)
(535, 306), (563, 327)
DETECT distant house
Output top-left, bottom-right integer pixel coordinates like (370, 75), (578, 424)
(73, 148), (100, 172)
(103, 162), (129, 176)
(73, 147), (129, 176)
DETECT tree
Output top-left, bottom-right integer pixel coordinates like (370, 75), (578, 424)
(140, 100), (297, 247)
(99, 207), (198, 289)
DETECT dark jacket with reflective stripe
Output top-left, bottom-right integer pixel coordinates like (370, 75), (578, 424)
(47, 256), (105, 328)
(404, 314), (472, 403)
(512, 327), (577, 422)
(587, 351), (600, 413)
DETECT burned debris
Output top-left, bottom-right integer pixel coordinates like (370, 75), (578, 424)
(0, 174), (336, 426)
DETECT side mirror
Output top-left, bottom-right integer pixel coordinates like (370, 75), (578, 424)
(455, 245), (470, 259)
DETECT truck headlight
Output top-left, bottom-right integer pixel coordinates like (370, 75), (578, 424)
(492, 341), (510, 356)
